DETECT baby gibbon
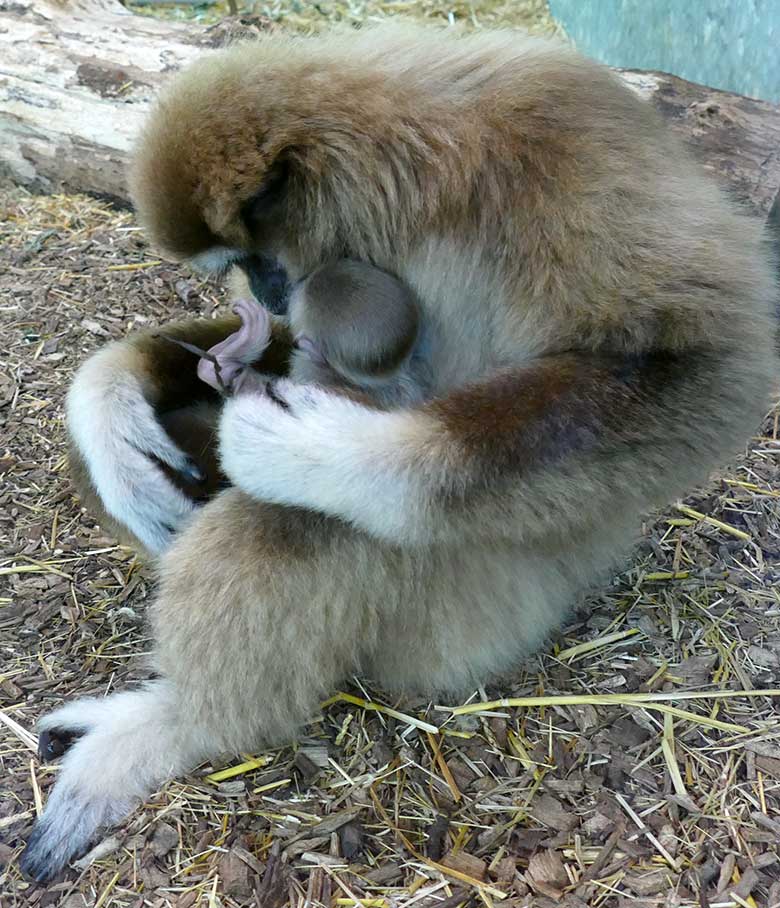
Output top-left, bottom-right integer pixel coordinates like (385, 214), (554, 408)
(200, 260), (427, 407)
(153, 260), (425, 495)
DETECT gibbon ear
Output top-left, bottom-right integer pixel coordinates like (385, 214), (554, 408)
(240, 157), (292, 234)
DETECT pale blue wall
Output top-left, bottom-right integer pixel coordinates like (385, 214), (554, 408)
(549, 0), (780, 103)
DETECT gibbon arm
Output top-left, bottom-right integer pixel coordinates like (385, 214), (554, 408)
(67, 315), (293, 554)
(219, 347), (761, 545)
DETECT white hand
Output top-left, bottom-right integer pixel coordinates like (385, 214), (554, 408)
(67, 343), (201, 553)
(218, 379), (423, 541)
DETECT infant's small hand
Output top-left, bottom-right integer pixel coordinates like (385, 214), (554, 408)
(198, 299), (272, 395)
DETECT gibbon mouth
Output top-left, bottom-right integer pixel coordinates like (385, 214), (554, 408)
(237, 254), (291, 316)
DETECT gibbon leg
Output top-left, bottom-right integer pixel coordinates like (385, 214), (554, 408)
(20, 680), (207, 882)
(21, 489), (380, 881)
(151, 489), (381, 750)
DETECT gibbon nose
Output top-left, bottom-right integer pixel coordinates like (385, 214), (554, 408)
(237, 254), (291, 316)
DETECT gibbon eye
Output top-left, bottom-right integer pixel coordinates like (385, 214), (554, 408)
(239, 158), (291, 233)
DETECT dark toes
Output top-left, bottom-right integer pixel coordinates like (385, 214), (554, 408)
(37, 728), (82, 762)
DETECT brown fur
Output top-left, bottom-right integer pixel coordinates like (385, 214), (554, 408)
(89, 17), (780, 716)
(21, 23), (778, 882)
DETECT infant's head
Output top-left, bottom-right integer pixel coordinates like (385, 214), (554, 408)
(289, 260), (420, 395)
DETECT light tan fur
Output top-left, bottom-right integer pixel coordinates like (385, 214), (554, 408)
(22, 23), (777, 881)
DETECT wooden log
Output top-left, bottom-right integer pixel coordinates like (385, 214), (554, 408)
(0, 0), (272, 202)
(619, 69), (780, 219)
(1, 0), (779, 219)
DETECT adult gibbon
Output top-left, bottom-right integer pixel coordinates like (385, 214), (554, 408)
(21, 23), (777, 880)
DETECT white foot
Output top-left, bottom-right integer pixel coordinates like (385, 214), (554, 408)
(21, 682), (207, 881)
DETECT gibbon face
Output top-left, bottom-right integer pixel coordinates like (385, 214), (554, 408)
(128, 27), (486, 299)
(127, 43), (339, 283)
(129, 75), (298, 303)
